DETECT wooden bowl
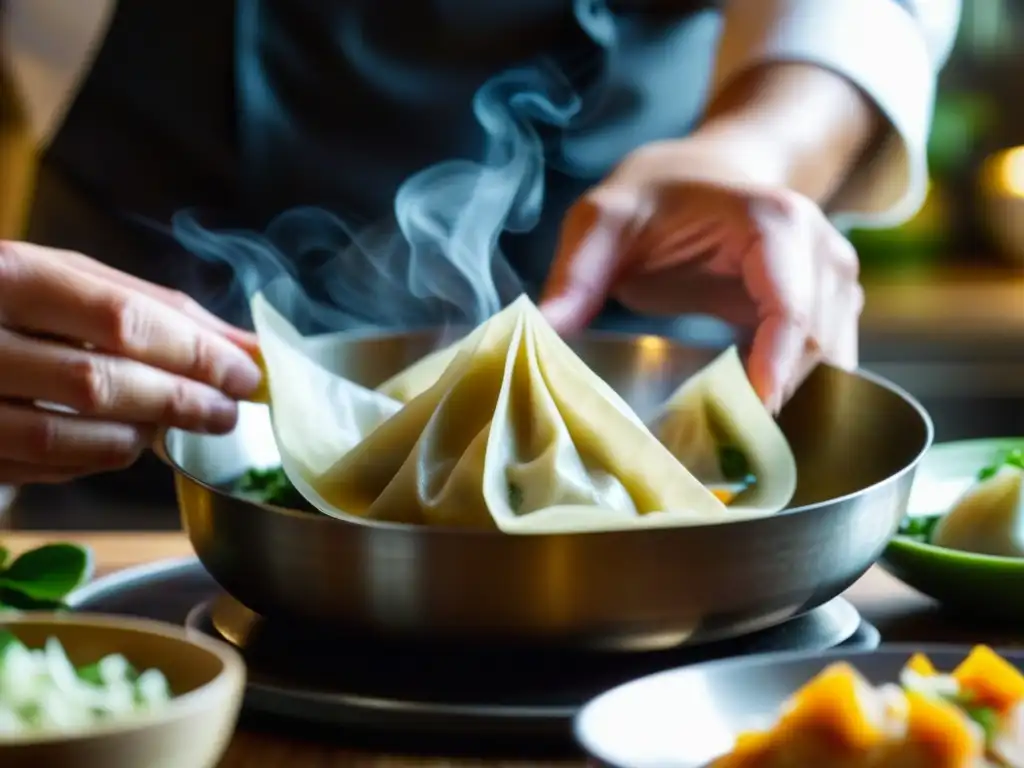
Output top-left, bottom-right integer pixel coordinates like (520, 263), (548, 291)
(0, 613), (245, 768)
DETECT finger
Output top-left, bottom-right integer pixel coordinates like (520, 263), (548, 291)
(150, 427), (171, 466)
(747, 317), (810, 414)
(0, 247), (263, 398)
(0, 460), (100, 485)
(0, 330), (240, 433)
(539, 188), (642, 333)
(813, 232), (862, 372)
(0, 402), (149, 470)
(6, 241), (259, 351)
(740, 194), (821, 409)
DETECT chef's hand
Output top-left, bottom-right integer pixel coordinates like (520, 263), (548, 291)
(539, 134), (863, 413)
(0, 241), (262, 484)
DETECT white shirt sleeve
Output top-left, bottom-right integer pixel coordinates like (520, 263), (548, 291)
(712, 0), (962, 229)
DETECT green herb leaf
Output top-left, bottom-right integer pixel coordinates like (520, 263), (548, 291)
(978, 448), (1024, 481)
(0, 543), (91, 602)
(0, 588), (67, 612)
(0, 546), (8, 570)
(236, 467), (311, 510)
(962, 704), (1001, 745)
(77, 662), (103, 686)
(897, 514), (942, 543)
(508, 481), (524, 514)
(941, 690), (1001, 746)
(0, 629), (21, 656)
(718, 447), (752, 483)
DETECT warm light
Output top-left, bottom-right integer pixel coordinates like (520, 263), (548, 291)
(981, 146), (1024, 197)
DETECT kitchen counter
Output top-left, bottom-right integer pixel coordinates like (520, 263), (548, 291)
(4, 531), (1022, 767)
(861, 264), (1024, 342)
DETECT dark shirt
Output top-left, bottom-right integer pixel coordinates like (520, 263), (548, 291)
(28, 0), (721, 331)
(24, 0), (724, 500)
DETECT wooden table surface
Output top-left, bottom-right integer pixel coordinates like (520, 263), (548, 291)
(5, 531), (1023, 767)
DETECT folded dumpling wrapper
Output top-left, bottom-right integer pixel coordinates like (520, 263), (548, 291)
(251, 293), (402, 483)
(380, 328), (797, 517)
(652, 346), (798, 516)
(254, 292), (803, 533)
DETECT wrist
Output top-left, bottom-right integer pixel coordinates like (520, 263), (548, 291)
(695, 63), (883, 205)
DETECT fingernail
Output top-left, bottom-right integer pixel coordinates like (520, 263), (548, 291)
(204, 395), (239, 434)
(222, 356), (263, 399)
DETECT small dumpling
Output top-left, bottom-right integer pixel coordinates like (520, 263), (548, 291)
(251, 293), (402, 486)
(276, 295), (733, 532)
(652, 347), (797, 515)
(931, 465), (1024, 557)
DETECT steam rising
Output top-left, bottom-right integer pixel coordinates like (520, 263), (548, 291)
(174, 63), (582, 334)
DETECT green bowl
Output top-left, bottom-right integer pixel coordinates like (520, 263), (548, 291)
(879, 438), (1024, 624)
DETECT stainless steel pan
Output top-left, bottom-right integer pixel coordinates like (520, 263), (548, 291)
(166, 332), (932, 650)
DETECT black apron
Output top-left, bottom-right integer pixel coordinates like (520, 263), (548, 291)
(25, 0), (723, 500)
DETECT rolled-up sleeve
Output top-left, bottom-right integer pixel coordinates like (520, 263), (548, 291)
(712, 0), (962, 228)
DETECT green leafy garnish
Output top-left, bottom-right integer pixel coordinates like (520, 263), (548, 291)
(0, 629), (20, 656)
(235, 467), (312, 510)
(508, 482), (524, 514)
(718, 446), (752, 483)
(978, 448), (1024, 481)
(897, 514), (942, 543)
(76, 662), (104, 687)
(942, 690), (1001, 745)
(0, 543), (92, 612)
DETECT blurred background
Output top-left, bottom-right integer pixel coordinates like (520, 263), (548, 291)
(856, 0), (1024, 440)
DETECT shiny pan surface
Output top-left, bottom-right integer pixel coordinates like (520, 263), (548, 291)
(166, 332), (932, 650)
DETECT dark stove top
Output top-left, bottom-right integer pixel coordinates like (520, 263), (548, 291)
(70, 556), (880, 746)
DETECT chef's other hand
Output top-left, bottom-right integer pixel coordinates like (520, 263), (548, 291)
(0, 241), (262, 484)
(539, 135), (863, 413)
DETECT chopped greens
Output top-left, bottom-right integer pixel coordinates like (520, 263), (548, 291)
(234, 467), (312, 510)
(717, 446), (753, 484)
(942, 690), (1001, 744)
(0, 632), (171, 736)
(507, 482), (524, 514)
(0, 544), (91, 613)
(978, 448), (1024, 481)
(896, 514), (942, 543)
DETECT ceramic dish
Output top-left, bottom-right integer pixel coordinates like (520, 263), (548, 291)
(0, 613), (245, 768)
(574, 644), (1024, 768)
(879, 437), (1024, 623)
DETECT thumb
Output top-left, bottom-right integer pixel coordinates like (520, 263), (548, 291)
(540, 188), (641, 334)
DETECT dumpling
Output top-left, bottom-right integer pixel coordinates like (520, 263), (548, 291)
(255, 292), (736, 533)
(931, 465), (1024, 557)
(652, 347), (798, 515)
(251, 293), (402, 485)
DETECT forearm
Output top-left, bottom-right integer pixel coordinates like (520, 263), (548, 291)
(696, 0), (960, 227)
(695, 63), (884, 206)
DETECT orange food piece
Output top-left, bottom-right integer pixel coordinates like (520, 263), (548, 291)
(905, 653), (936, 677)
(779, 664), (886, 751)
(952, 645), (1024, 713)
(712, 488), (737, 504)
(712, 664), (885, 767)
(898, 690), (982, 767)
